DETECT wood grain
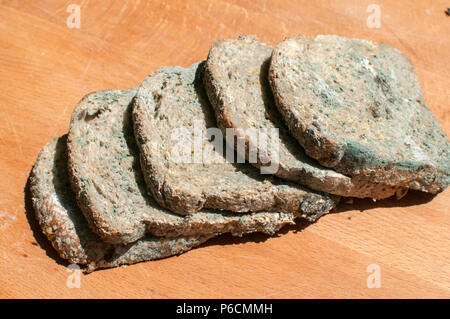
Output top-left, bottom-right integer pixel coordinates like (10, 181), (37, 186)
(0, 0), (449, 298)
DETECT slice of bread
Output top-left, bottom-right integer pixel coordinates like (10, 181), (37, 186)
(30, 136), (212, 272)
(269, 35), (449, 194)
(133, 61), (339, 217)
(68, 88), (310, 244)
(203, 36), (403, 199)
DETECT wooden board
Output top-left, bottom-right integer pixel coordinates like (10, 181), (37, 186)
(0, 0), (449, 298)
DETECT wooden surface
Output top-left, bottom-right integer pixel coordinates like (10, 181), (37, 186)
(0, 0), (449, 299)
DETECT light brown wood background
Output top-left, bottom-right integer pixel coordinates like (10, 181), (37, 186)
(0, 0), (449, 299)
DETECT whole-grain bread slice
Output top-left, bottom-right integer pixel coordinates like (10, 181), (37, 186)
(30, 136), (212, 273)
(133, 61), (339, 216)
(68, 88), (323, 244)
(269, 35), (449, 194)
(203, 35), (403, 199)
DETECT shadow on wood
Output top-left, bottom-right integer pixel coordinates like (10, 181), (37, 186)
(200, 217), (311, 248)
(335, 189), (436, 214)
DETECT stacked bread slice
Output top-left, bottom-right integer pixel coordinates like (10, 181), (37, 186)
(30, 35), (449, 272)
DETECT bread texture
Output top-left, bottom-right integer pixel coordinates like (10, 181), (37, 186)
(67, 88), (318, 245)
(133, 61), (339, 216)
(30, 136), (212, 272)
(269, 35), (449, 194)
(203, 35), (404, 199)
